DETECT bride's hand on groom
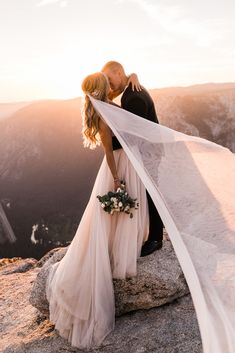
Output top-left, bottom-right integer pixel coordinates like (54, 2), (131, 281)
(127, 73), (142, 92)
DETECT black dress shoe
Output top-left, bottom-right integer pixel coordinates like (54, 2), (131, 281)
(140, 240), (163, 257)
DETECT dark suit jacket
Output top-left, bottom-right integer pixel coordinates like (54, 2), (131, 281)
(112, 84), (158, 150)
(121, 84), (159, 123)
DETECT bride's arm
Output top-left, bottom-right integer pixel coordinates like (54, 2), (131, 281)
(99, 119), (121, 190)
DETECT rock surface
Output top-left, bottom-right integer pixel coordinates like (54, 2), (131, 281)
(30, 237), (189, 317)
(0, 237), (202, 353)
(0, 257), (37, 275)
(29, 247), (68, 315)
(0, 259), (202, 353)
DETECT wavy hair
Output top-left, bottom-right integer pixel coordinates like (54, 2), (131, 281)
(81, 72), (109, 149)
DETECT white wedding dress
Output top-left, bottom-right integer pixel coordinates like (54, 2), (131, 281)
(46, 97), (235, 353)
(46, 146), (149, 348)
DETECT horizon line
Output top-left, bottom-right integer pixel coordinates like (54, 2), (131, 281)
(1, 81), (235, 105)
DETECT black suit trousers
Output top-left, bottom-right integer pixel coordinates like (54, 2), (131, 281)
(146, 190), (163, 242)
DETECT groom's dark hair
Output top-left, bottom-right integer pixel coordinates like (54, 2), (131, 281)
(102, 61), (125, 74)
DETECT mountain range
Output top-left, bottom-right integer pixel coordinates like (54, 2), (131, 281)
(151, 82), (235, 151)
(0, 82), (234, 258)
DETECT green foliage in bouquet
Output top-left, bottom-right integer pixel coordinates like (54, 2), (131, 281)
(97, 181), (139, 218)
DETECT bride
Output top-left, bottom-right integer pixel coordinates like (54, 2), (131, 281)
(46, 72), (150, 348)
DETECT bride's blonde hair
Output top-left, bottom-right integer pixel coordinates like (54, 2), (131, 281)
(81, 72), (109, 149)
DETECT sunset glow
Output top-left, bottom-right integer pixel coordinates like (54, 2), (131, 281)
(0, 0), (235, 102)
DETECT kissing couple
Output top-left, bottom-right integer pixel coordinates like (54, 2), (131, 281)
(45, 61), (164, 348)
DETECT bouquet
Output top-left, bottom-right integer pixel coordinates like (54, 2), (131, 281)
(97, 181), (139, 218)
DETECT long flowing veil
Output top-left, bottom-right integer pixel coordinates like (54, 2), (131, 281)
(90, 96), (235, 353)
(0, 201), (16, 244)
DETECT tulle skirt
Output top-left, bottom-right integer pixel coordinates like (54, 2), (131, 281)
(46, 148), (149, 348)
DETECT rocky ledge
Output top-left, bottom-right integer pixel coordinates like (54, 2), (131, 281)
(0, 235), (202, 353)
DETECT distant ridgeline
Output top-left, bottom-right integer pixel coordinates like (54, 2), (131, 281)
(150, 82), (235, 153)
(0, 82), (234, 258)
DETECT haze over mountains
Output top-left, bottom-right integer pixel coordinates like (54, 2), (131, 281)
(0, 82), (234, 258)
(0, 98), (103, 258)
(0, 102), (30, 121)
(151, 82), (235, 152)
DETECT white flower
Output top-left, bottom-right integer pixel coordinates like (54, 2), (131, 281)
(101, 203), (105, 208)
(118, 202), (123, 207)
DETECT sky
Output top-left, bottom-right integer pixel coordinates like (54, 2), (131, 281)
(0, 0), (235, 102)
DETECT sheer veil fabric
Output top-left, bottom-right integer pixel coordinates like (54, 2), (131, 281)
(90, 97), (235, 353)
(0, 202), (16, 243)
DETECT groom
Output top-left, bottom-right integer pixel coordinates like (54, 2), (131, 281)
(102, 61), (163, 256)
